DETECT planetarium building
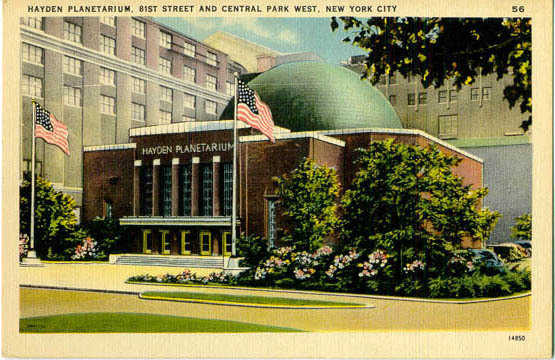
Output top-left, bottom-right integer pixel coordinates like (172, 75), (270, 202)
(82, 63), (483, 265)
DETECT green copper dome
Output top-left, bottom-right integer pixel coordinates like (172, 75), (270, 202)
(222, 62), (402, 132)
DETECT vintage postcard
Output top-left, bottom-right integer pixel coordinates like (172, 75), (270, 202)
(2, 0), (553, 358)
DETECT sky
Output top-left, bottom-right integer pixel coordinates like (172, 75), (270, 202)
(154, 17), (367, 65)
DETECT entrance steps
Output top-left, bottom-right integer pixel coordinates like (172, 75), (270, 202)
(110, 254), (225, 268)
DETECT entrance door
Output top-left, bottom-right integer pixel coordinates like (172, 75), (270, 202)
(180, 231), (191, 255)
(222, 232), (232, 256)
(200, 231), (211, 256)
(142, 229), (152, 254)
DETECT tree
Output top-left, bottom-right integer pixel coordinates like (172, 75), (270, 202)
(20, 174), (80, 259)
(511, 213), (532, 241)
(275, 158), (340, 252)
(331, 17), (532, 130)
(340, 140), (500, 286)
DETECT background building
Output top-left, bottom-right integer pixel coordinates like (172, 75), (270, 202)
(341, 55), (532, 244)
(20, 16), (245, 215)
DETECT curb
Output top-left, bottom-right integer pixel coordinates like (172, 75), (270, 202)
(20, 284), (139, 296)
(138, 293), (373, 310)
(126, 281), (532, 304)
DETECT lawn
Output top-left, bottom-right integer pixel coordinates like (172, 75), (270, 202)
(141, 291), (363, 307)
(19, 312), (302, 333)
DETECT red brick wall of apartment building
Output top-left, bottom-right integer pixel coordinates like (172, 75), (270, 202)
(83, 148), (135, 223)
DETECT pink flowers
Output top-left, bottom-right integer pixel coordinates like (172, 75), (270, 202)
(403, 260), (425, 273)
(326, 249), (360, 277)
(358, 250), (388, 278)
(71, 237), (98, 260)
(19, 234), (29, 261)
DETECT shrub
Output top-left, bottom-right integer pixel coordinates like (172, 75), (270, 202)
(275, 158), (340, 252)
(511, 213), (532, 242)
(19, 234), (29, 262)
(81, 217), (124, 258)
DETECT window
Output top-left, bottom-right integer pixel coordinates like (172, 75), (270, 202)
(159, 110), (172, 124)
(470, 88), (480, 101)
(132, 77), (145, 94)
(180, 164), (192, 216)
(160, 86), (173, 103)
(389, 73), (397, 85)
(200, 164), (213, 216)
(132, 103), (145, 125)
(180, 231), (191, 255)
(205, 100), (217, 115)
(183, 93), (195, 109)
(183, 42), (195, 57)
(267, 199), (277, 248)
(132, 19), (145, 38)
(418, 92), (427, 105)
(63, 56), (82, 76)
(140, 166), (153, 216)
(160, 230), (171, 254)
(205, 74), (217, 91)
(388, 95), (397, 105)
(23, 17), (43, 30)
(200, 231), (211, 255)
(449, 90), (458, 102)
(223, 163), (233, 216)
(160, 166), (172, 217)
(183, 66), (196, 83)
(207, 51), (217, 66)
(100, 35), (116, 56)
(438, 114), (458, 139)
(99, 67), (115, 86)
(223, 232), (232, 256)
(182, 115), (195, 122)
(63, 86), (82, 107)
(22, 75), (43, 98)
(160, 31), (172, 49)
(100, 95), (116, 115)
(22, 43), (43, 65)
(64, 21), (82, 44)
(103, 200), (113, 219)
(100, 16), (116, 27)
(407, 93), (416, 106)
(438, 90), (448, 103)
(482, 87), (491, 101)
(132, 46), (146, 65)
(159, 57), (171, 75)
(226, 82), (235, 97)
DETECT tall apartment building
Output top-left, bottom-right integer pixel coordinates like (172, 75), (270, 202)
(343, 55), (532, 243)
(20, 16), (246, 215)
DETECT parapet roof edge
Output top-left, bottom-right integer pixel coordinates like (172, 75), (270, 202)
(84, 143), (136, 152)
(240, 132), (346, 148)
(129, 121), (291, 137)
(318, 128), (484, 163)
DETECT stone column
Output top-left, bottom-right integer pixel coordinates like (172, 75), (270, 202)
(133, 160), (142, 216)
(152, 159), (160, 216)
(191, 157), (200, 216)
(171, 158), (179, 216)
(212, 155), (221, 216)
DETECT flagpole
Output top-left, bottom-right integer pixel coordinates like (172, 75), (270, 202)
(28, 100), (37, 258)
(231, 73), (238, 257)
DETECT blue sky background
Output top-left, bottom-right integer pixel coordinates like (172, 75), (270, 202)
(154, 17), (366, 65)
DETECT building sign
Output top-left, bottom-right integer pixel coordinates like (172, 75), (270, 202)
(140, 142), (233, 156)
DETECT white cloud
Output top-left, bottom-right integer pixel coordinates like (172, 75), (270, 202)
(186, 18), (300, 45)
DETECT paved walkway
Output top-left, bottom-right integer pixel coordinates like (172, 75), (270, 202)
(19, 263), (531, 331)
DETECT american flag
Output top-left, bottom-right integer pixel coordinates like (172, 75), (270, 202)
(33, 101), (70, 155)
(237, 80), (275, 142)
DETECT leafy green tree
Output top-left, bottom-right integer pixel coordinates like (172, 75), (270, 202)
(511, 213), (532, 241)
(331, 17), (532, 130)
(340, 140), (500, 285)
(20, 174), (79, 259)
(275, 158), (340, 252)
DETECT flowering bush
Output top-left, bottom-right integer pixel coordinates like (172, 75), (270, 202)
(447, 254), (475, 274)
(19, 233), (29, 261)
(71, 237), (99, 260)
(129, 270), (237, 285)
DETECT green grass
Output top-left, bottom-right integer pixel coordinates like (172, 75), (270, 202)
(141, 291), (361, 307)
(20, 312), (302, 333)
